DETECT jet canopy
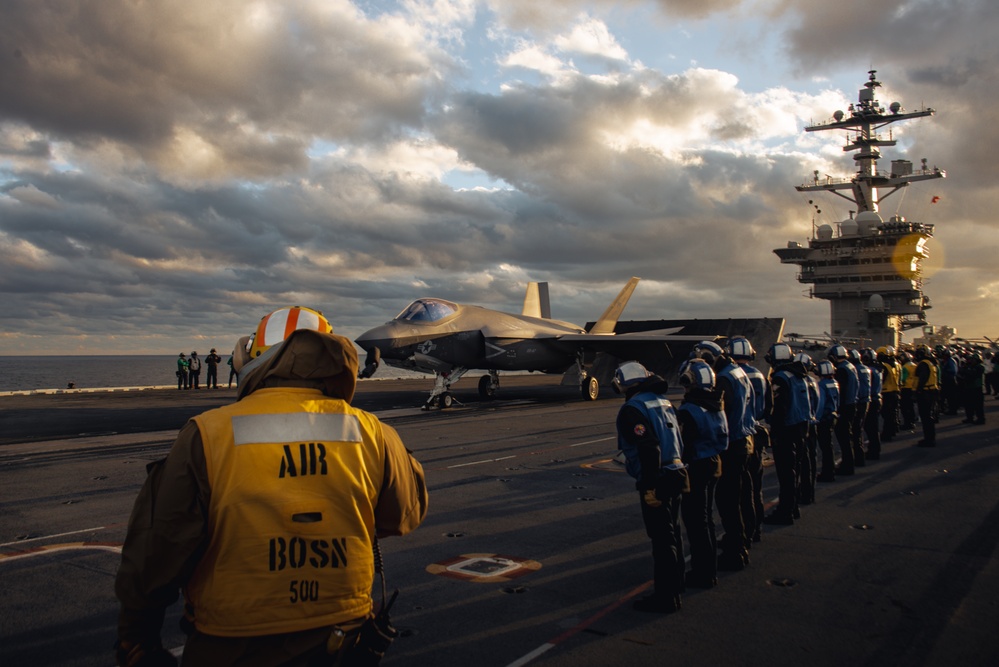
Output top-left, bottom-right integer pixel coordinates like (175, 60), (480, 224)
(395, 298), (459, 323)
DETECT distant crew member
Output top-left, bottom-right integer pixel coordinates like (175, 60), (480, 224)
(676, 359), (727, 589)
(798, 353), (820, 505)
(850, 349), (870, 467)
(878, 346), (901, 442)
(176, 352), (189, 391)
(829, 346), (859, 474)
(764, 343), (810, 525)
(861, 349), (883, 460)
(614, 361), (689, 614)
(939, 348), (959, 415)
(899, 350), (918, 430)
(205, 348), (222, 389)
(728, 336), (771, 545)
(814, 360), (840, 482)
(114, 306), (429, 666)
(188, 351), (202, 390)
(960, 353), (986, 425)
(693, 341), (754, 570)
(914, 345), (940, 447)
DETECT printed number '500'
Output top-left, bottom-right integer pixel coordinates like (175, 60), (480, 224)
(289, 580), (320, 603)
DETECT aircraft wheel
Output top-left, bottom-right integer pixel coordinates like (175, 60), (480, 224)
(581, 376), (599, 401)
(478, 375), (496, 400)
(441, 392), (454, 409)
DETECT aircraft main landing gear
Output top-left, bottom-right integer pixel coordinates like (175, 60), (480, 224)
(478, 371), (499, 400)
(581, 374), (599, 401)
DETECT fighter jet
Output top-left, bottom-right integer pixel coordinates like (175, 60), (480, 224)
(355, 278), (708, 409)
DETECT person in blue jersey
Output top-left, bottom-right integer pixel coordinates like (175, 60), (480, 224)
(676, 359), (728, 589)
(797, 354), (820, 506)
(691, 340), (755, 570)
(939, 348), (960, 415)
(849, 349), (870, 467)
(814, 360), (840, 482)
(829, 345), (859, 475)
(614, 361), (689, 614)
(861, 349), (883, 460)
(728, 336), (771, 546)
(764, 343), (811, 525)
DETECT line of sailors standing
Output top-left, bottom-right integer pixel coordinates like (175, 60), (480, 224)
(612, 337), (959, 614)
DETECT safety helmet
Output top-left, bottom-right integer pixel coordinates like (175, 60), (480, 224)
(897, 351), (911, 363)
(234, 306), (334, 374)
(793, 352), (814, 371)
(679, 359), (715, 390)
(861, 348), (877, 364)
(914, 345), (930, 360)
(727, 336), (756, 361)
(876, 345), (895, 362)
(613, 361), (650, 393)
(827, 344), (848, 361)
(691, 340), (725, 363)
(848, 349), (862, 364)
(817, 360), (835, 377)
(765, 343), (794, 365)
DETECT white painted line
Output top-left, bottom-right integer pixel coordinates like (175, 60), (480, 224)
(568, 436), (615, 448)
(447, 456), (517, 469)
(0, 527), (108, 548)
(506, 643), (556, 667)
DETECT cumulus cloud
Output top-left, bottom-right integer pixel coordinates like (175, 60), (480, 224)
(0, 0), (996, 354)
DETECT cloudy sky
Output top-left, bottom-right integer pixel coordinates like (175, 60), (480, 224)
(2, 0), (997, 355)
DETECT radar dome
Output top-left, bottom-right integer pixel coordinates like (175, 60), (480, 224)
(889, 102), (901, 114)
(816, 224), (834, 240)
(856, 211), (883, 235)
(833, 110), (845, 121)
(867, 294), (885, 311)
(840, 219), (858, 236)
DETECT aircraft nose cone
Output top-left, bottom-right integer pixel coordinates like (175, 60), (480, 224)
(355, 324), (393, 350)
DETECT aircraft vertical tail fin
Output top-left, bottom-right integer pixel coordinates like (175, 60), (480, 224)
(589, 277), (640, 334)
(522, 282), (551, 319)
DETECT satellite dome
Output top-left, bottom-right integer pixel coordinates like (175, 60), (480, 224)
(867, 294), (885, 311)
(816, 223), (834, 240)
(889, 102), (902, 114)
(840, 219), (858, 236)
(833, 110), (845, 121)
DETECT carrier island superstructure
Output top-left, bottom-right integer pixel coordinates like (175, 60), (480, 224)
(774, 71), (945, 349)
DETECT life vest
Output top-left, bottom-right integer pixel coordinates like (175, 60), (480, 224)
(836, 361), (859, 406)
(917, 359), (939, 390)
(618, 392), (684, 481)
(805, 375), (821, 424)
(881, 361), (900, 392)
(774, 370), (812, 426)
(856, 364), (872, 402)
(185, 387), (386, 636)
(817, 377), (839, 421)
(867, 365), (882, 400)
(740, 363), (768, 421)
(717, 363), (756, 439)
(677, 401), (728, 461)
(901, 361), (918, 390)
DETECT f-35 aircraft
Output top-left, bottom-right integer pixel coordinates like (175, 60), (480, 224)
(355, 278), (708, 409)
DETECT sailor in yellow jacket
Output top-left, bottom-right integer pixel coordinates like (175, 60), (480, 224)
(114, 307), (429, 667)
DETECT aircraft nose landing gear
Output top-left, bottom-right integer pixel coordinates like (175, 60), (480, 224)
(422, 367), (469, 410)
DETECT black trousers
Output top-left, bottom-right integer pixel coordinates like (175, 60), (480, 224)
(864, 397), (882, 458)
(747, 425), (767, 540)
(641, 479), (684, 601)
(900, 389), (916, 427)
(817, 419), (836, 477)
(835, 403), (857, 471)
(771, 423), (805, 517)
(964, 387), (985, 422)
(681, 457), (719, 580)
(716, 439), (751, 556)
(917, 390), (939, 444)
(881, 391), (899, 440)
(798, 423), (816, 503)
(852, 401), (869, 465)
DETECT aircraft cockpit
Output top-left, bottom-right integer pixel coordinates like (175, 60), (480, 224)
(395, 298), (459, 323)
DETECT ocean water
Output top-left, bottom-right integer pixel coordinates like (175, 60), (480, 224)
(0, 356), (430, 393)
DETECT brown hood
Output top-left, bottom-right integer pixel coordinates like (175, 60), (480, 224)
(237, 329), (358, 402)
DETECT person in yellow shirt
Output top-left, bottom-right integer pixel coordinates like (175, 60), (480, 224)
(114, 307), (429, 667)
(877, 346), (901, 442)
